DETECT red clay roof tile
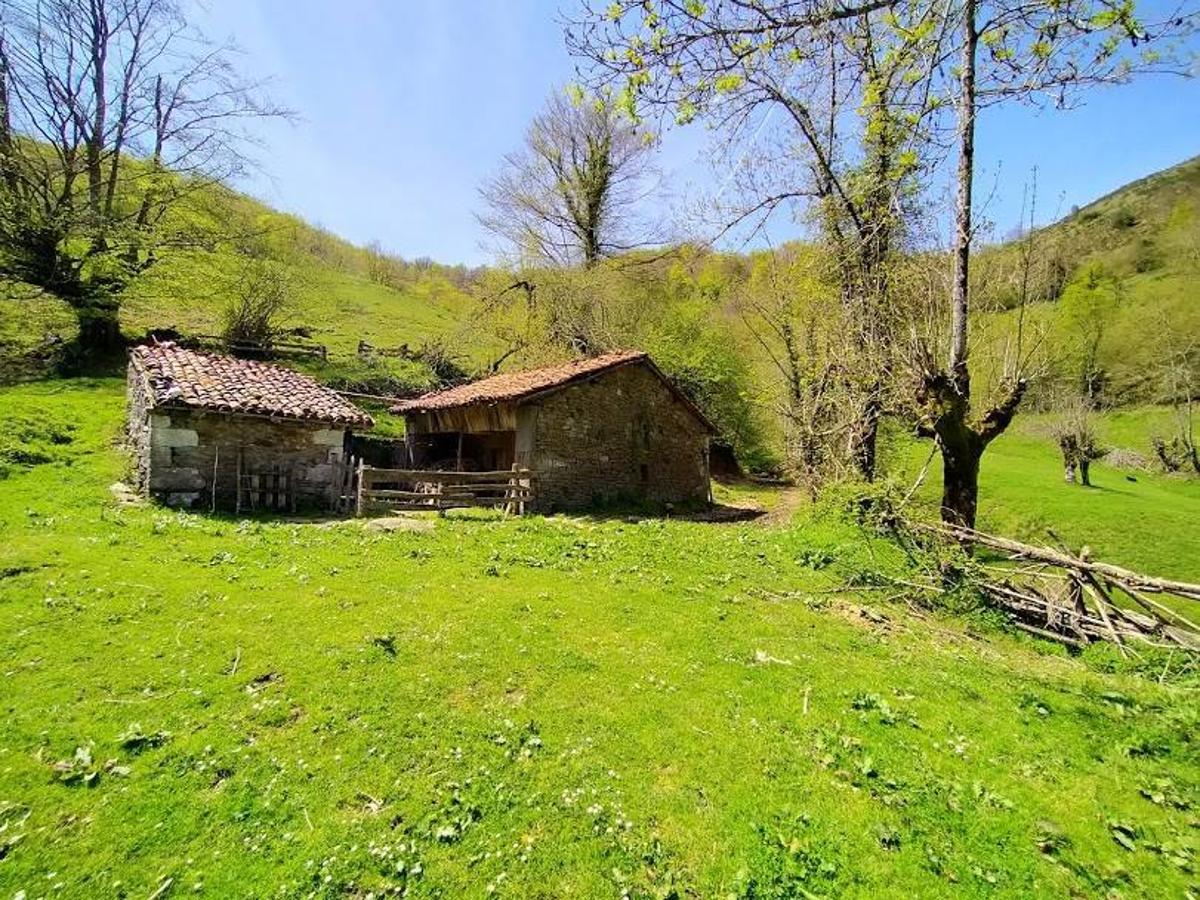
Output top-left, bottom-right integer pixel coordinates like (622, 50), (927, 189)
(392, 351), (648, 413)
(130, 342), (373, 428)
(392, 350), (716, 432)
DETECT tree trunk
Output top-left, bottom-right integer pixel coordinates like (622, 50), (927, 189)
(87, 0), (110, 217)
(938, 428), (982, 529)
(932, 0), (981, 531)
(1064, 460), (1076, 484)
(948, 0), (977, 390)
(849, 394), (882, 482)
(74, 301), (123, 352)
(1079, 458), (1091, 486)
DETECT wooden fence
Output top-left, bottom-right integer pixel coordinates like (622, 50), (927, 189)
(332, 458), (535, 515)
(188, 334), (328, 361)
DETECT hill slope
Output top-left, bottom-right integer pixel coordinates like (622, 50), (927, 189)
(973, 154), (1200, 405)
(2, 156), (1196, 454)
(0, 182), (474, 378)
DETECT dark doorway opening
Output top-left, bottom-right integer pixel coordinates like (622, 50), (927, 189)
(409, 430), (516, 471)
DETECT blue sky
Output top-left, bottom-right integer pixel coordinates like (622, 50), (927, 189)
(199, 0), (1200, 265)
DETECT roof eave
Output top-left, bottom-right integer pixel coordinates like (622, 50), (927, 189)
(151, 400), (373, 430)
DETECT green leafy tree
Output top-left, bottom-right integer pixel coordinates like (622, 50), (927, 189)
(1057, 263), (1122, 401)
(567, 0), (950, 481)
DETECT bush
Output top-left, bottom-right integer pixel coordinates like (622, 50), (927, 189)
(0, 414), (76, 475)
(1111, 208), (1137, 229)
(221, 261), (292, 347)
(1132, 239), (1162, 273)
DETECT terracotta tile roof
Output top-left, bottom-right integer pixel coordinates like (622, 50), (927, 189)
(393, 350), (648, 413)
(130, 342), (373, 428)
(392, 350), (716, 432)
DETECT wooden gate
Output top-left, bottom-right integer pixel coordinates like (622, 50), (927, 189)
(348, 465), (535, 515)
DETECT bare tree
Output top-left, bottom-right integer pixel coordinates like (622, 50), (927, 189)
(0, 0), (290, 351)
(477, 89), (661, 268)
(1151, 312), (1199, 474)
(1051, 397), (1103, 485)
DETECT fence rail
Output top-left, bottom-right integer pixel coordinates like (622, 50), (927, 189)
(332, 461), (535, 515)
(187, 334), (328, 361)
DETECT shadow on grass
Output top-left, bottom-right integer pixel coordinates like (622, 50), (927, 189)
(163, 499), (769, 527)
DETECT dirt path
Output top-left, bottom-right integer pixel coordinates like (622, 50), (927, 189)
(759, 485), (809, 526)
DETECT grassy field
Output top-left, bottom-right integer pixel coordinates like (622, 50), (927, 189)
(885, 407), (1200, 583)
(1, 379), (1197, 898)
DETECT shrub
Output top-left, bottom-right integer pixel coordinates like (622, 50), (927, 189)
(221, 260), (293, 347)
(1111, 207), (1137, 229)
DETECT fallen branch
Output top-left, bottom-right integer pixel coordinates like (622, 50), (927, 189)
(920, 523), (1200, 601)
(905, 520), (1199, 652)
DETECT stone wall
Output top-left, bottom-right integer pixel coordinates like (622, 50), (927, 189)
(127, 362), (154, 492)
(527, 362), (710, 511)
(127, 367), (348, 510)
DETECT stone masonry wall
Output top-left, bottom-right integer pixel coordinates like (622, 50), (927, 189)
(127, 362), (154, 492)
(528, 362), (710, 511)
(137, 403), (346, 510)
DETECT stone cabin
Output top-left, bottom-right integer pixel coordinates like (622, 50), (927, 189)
(392, 350), (715, 511)
(127, 342), (373, 510)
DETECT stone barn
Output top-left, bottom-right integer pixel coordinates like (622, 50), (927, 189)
(127, 342), (373, 510)
(392, 351), (715, 511)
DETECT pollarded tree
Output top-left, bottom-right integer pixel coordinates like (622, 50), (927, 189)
(477, 89), (661, 268)
(0, 0), (290, 351)
(570, 0), (1194, 526)
(912, 0), (1193, 528)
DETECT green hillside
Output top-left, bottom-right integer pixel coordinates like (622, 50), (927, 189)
(2, 155), (1197, 455)
(0, 182), (474, 379)
(973, 154), (1200, 406)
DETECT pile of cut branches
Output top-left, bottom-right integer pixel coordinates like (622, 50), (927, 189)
(901, 522), (1200, 656)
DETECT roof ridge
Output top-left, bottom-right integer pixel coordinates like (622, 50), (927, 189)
(391, 350), (648, 414)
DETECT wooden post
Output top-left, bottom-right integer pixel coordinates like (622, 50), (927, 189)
(455, 432), (464, 472)
(235, 447), (242, 514)
(355, 458), (366, 517)
(211, 445), (220, 513)
(703, 442), (713, 505)
(504, 463), (516, 516)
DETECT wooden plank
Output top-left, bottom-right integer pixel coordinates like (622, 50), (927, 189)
(355, 458), (365, 517)
(365, 489), (447, 500)
(360, 468), (535, 481)
(364, 489), (530, 502)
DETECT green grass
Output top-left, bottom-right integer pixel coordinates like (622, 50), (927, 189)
(883, 407), (1200, 583)
(1, 380), (1197, 898)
